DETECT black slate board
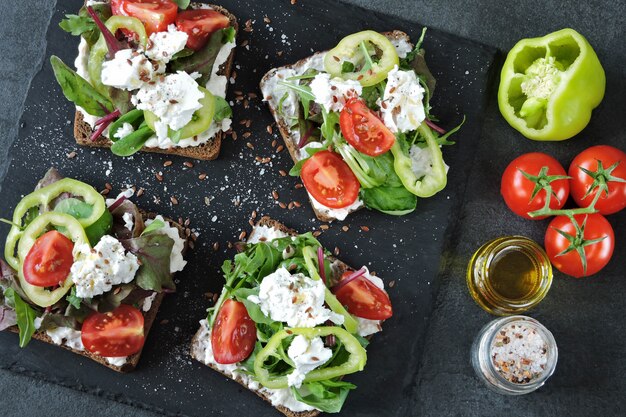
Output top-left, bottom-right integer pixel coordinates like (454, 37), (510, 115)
(0, 0), (496, 415)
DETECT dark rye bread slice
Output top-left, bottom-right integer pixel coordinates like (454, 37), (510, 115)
(7, 211), (187, 373)
(74, 3), (238, 161)
(260, 31), (413, 222)
(190, 216), (353, 417)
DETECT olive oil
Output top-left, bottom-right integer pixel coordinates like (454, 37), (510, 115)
(467, 236), (552, 315)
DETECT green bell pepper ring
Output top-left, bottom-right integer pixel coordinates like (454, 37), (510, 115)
(4, 178), (107, 270)
(498, 28), (605, 141)
(88, 16), (148, 97)
(254, 327), (367, 389)
(301, 246), (359, 334)
(17, 212), (89, 307)
(390, 124), (447, 198)
(324, 31), (399, 87)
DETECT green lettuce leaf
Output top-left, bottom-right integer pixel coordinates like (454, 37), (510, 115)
(291, 379), (357, 413)
(3, 288), (37, 348)
(122, 233), (175, 292)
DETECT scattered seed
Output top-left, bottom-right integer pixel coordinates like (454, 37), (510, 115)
(184, 218), (191, 227)
(155, 172), (163, 182)
(267, 125), (273, 134)
(263, 16), (271, 24)
(105, 183), (112, 190)
(163, 160), (173, 167)
(170, 196), (179, 205)
(295, 183), (304, 189)
(278, 202), (287, 209)
(334, 247), (340, 256)
(313, 231), (321, 237)
(227, 241), (233, 249)
(212, 293), (219, 303)
(246, 142), (254, 150)
(251, 210), (257, 219)
(276, 145), (284, 153)
(136, 188), (144, 197)
(198, 173), (207, 180)
(231, 131), (238, 140)
(66, 151), (77, 159)
(188, 240), (195, 250)
(320, 224), (329, 230)
(183, 161), (194, 168)
(389, 280), (396, 288)
(341, 226), (349, 232)
(293, 201), (302, 208)
(160, 319), (169, 325)
(279, 169), (287, 177)
(204, 197), (211, 206)
(288, 202), (294, 210)
(239, 231), (247, 241)
(248, 92), (258, 99)
(100, 189), (110, 195)
(212, 242), (219, 251)
(360, 226), (370, 232)
(272, 190), (279, 200)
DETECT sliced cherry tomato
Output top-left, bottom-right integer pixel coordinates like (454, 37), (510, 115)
(334, 272), (393, 320)
(211, 299), (256, 364)
(545, 213), (614, 278)
(22, 231), (74, 288)
(112, 0), (178, 35)
(81, 304), (145, 357)
(175, 9), (230, 51)
(501, 153), (570, 220)
(340, 99), (395, 157)
(301, 150), (360, 209)
(569, 145), (626, 215)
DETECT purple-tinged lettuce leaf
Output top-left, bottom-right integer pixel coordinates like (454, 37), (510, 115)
(121, 233), (175, 292)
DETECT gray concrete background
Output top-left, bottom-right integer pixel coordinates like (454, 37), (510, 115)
(1, 0), (624, 416)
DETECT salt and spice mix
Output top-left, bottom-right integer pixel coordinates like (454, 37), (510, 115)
(471, 316), (557, 395)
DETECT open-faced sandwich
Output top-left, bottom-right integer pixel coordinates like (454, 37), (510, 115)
(261, 30), (463, 221)
(52, 0), (238, 159)
(0, 168), (187, 372)
(191, 217), (393, 415)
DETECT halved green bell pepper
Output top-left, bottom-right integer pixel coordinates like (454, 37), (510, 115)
(5, 178), (107, 270)
(498, 28), (605, 141)
(254, 327), (367, 389)
(17, 212), (89, 307)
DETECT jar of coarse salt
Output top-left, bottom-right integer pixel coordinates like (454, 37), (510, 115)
(471, 315), (558, 395)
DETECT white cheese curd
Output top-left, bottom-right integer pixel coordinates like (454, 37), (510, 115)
(101, 48), (163, 91)
(122, 212), (134, 231)
(105, 356), (127, 366)
(310, 73), (362, 113)
(133, 71), (204, 140)
(357, 317), (382, 337)
(380, 65), (426, 133)
(33, 317), (43, 330)
(46, 327), (84, 351)
(144, 216), (187, 273)
(391, 38), (413, 59)
(113, 122), (135, 140)
(144, 24), (188, 64)
(408, 144), (449, 179)
(205, 40), (236, 98)
(297, 140), (324, 161)
(74, 38), (98, 128)
(70, 235), (140, 299)
(307, 191), (364, 222)
(287, 335), (333, 388)
(247, 225), (289, 244)
(106, 188), (135, 207)
(248, 267), (344, 328)
(142, 292), (157, 312)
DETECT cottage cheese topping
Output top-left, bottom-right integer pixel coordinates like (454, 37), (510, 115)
(307, 191), (364, 222)
(287, 335), (332, 388)
(310, 73), (362, 113)
(46, 327), (84, 351)
(248, 225), (289, 244)
(380, 65), (426, 133)
(122, 212), (134, 231)
(248, 267), (344, 328)
(105, 356), (128, 367)
(101, 48), (164, 91)
(106, 188), (135, 207)
(113, 122), (135, 140)
(391, 38), (414, 59)
(142, 292), (158, 312)
(205, 40), (236, 98)
(70, 235), (140, 299)
(144, 24), (188, 64)
(356, 267), (386, 337)
(144, 216), (187, 273)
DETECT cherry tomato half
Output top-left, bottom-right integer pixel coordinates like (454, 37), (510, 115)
(334, 272), (393, 320)
(175, 9), (230, 51)
(569, 145), (626, 215)
(301, 150), (360, 209)
(81, 304), (145, 357)
(501, 152), (570, 219)
(544, 213), (614, 278)
(340, 99), (395, 157)
(112, 0), (178, 35)
(22, 231), (74, 288)
(211, 299), (256, 364)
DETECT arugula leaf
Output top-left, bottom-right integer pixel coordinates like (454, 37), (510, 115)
(66, 287), (82, 310)
(278, 81), (315, 120)
(214, 96), (232, 122)
(400, 27), (428, 69)
(292, 379), (357, 413)
(50, 55), (114, 117)
(361, 81), (386, 110)
(59, 15), (96, 36)
(320, 109), (340, 142)
(171, 47), (195, 61)
(289, 158), (308, 176)
(172, 0), (191, 9)
(231, 287), (274, 326)
(141, 219), (165, 236)
(360, 186), (417, 215)
(0, 306), (17, 331)
(4, 288), (37, 348)
(122, 233), (175, 292)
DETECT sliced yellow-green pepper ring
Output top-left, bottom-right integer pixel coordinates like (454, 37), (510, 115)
(498, 28), (605, 141)
(17, 212), (89, 307)
(4, 178), (107, 270)
(254, 327), (367, 389)
(324, 30), (399, 87)
(144, 87), (216, 143)
(88, 16), (148, 97)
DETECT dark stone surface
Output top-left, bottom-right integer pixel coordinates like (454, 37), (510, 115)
(0, 1), (624, 416)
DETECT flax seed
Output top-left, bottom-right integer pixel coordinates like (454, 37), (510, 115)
(279, 170), (287, 177)
(155, 172), (163, 181)
(295, 183), (304, 189)
(278, 202), (287, 209)
(198, 173), (207, 180)
(136, 188), (144, 197)
(341, 226), (349, 232)
(100, 189), (110, 195)
(170, 196), (179, 205)
(271, 139), (277, 147)
(313, 231), (321, 237)
(183, 161), (194, 168)
(251, 210), (257, 219)
(276, 145), (284, 153)
(320, 224), (329, 230)
(243, 132), (252, 138)
(239, 231), (247, 241)
(288, 202), (294, 210)
(246, 142), (254, 150)
(267, 125), (273, 134)
(293, 201), (302, 207)
(334, 247), (340, 256)
(360, 226), (370, 232)
(389, 280), (396, 288)
(272, 190), (279, 200)
(66, 151), (77, 159)
(163, 160), (173, 167)
(213, 242), (219, 251)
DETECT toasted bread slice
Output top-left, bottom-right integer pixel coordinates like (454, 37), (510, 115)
(7, 211), (187, 373)
(73, 3), (238, 161)
(190, 216), (354, 417)
(260, 31), (413, 222)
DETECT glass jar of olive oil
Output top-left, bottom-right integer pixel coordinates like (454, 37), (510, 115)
(467, 236), (552, 315)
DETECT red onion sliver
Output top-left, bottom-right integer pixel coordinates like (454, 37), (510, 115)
(331, 267), (366, 293)
(87, 6), (123, 56)
(317, 247), (326, 285)
(95, 109), (121, 126)
(297, 126), (315, 149)
(90, 118), (113, 141)
(425, 119), (446, 134)
(108, 195), (127, 212)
